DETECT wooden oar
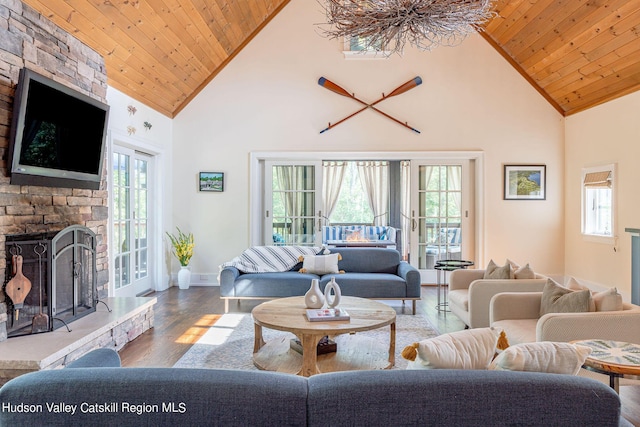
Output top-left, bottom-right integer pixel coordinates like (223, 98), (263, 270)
(318, 77), (422, 133)
(319, 76), (422, 131)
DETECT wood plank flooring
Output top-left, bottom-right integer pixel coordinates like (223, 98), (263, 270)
(118, 285), (466, 367)
(118, 285), (639, 426)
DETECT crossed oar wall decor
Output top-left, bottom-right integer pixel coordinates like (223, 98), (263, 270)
(318, 76), (422, 134)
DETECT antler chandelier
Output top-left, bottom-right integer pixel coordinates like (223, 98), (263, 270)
(320, 0), (496, 54)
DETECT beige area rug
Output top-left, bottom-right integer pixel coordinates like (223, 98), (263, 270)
(173, 313), (439, 371)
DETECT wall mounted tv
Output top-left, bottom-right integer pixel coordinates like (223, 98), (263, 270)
(8, 68), (109, 190)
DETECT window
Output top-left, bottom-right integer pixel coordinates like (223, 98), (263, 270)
(582, 164), (615, 240)
(329, 161), (374, 224)
(343, 35), (390, 59)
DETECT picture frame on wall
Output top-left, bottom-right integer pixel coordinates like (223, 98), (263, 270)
(199, 172), (224, 192)
(504, 165), (546, 200)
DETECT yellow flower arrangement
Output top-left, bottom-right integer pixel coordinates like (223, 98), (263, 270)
(167, 227), (194, 267)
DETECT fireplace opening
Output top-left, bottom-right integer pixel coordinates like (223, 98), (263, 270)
(3, 225), (97, 338)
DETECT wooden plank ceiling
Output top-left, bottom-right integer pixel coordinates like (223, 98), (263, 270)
(21, 0), (640, 118)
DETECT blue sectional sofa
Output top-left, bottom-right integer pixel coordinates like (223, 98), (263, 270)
(0, 348), (628, 426)
(220, 247), (420, 313)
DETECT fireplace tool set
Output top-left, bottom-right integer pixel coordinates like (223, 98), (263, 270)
(32, 243), (49, 333)
(3, 243), (50, 333)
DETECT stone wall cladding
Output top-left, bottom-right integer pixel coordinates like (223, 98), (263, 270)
(0, 0), (110, 340)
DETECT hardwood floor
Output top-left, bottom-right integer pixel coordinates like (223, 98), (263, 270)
(119, 285), (465, 367)
(118, 285), (639, 426)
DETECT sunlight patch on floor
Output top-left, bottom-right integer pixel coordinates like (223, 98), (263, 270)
(176, 313), (245, 346)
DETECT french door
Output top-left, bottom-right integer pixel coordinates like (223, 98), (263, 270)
(264, 161), (323, 246)
(112, 147), (153, 296)
(409, 160), (474, 283)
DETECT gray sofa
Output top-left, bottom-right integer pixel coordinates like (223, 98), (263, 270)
(0, 348), (628, 426)
(220, 247), (421, 313)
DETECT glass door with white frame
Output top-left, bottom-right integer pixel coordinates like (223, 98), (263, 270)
(264, 161), (323, 246)
(112, 147), (153, 296)
(408, 161), (473, 283)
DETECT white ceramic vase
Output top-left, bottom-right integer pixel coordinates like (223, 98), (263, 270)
(177, 265), (191, 289)
(304, 279), (324, 308)
(324, 277), (341, 308)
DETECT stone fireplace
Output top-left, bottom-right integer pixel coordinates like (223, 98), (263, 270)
(0, 1), (109, 343)
(4, 225), (97, 338)
(0, 3), (155, 385)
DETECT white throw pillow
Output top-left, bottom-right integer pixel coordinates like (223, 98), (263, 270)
(489, 342), (592, 375)
(506, 259), (535, 279)
(593, 287), (624, 312)
(299, 253), (341, 275)
(405, 327), (500, 370)
(566, 276), (589, 291)
(514, 263), (536, 279)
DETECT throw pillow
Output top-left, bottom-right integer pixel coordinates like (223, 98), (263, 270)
(539, 279), (592, 316)
(402, 327), (501, 370)
(483, 260), (512, 279)
(593, 287), (624, 312)
(298, 253), (342, 274)
(489, 342), (592, 375)
(566, 276), (589, 291)
(514, 263), (536, 279)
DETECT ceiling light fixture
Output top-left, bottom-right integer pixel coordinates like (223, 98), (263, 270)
(319, 0), (497, 55)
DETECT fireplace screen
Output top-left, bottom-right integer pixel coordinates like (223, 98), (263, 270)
(51, 226), (96, 326)
(3, 225), (97, 337)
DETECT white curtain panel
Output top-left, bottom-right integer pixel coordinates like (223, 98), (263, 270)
(357, 161), (389, 226)
(322, 161), (347, 220)
(401, 161), (411, 259)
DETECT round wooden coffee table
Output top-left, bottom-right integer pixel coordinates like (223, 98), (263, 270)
(252, 296), (396, 377)
(573, 339), (640, 393)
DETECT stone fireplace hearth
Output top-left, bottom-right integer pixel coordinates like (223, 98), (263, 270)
(0, 296), (155, 386)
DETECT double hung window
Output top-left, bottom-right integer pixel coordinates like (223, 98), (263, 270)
(582, 164), (615, 240)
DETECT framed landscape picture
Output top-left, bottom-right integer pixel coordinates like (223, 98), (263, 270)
(504, 165), (546, 200)
(199, 172), (224, 192)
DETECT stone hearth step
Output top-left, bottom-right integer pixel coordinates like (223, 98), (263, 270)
(0, 297), (155, 385)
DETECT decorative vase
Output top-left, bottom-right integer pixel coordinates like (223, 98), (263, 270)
(324, 277), (341, 308)
(304, 279), (324, 308)
(177, 265), (191, 289)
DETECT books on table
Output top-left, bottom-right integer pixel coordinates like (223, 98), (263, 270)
(305, 308), (350, 322)
(289, 336), (337, 355)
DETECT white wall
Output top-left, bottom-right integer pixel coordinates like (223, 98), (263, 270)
(172, 0), (565, 281)
(565, 90), (640, 298)
(106, 87), (174, 292)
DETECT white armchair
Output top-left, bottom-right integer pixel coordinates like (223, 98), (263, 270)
(490, 291), (640, 345)
(448, 269), (547, 329)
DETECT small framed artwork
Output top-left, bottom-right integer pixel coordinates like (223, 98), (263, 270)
(504, 165), (546, 200)
(199, 172), (224, 192)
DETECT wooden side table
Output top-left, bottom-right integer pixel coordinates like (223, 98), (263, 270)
(573, 339), (640, 393)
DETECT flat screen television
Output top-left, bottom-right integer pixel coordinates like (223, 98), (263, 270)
(8, 68), (109, 190)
